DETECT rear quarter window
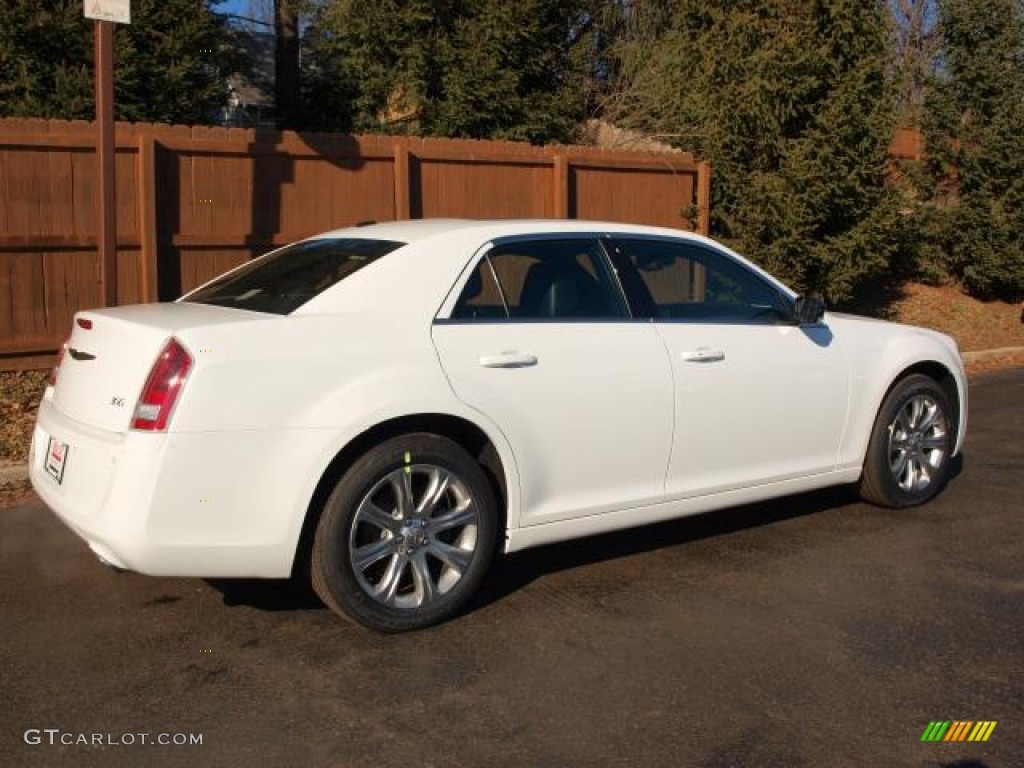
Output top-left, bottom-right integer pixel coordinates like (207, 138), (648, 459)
(183, 238), (405, 315)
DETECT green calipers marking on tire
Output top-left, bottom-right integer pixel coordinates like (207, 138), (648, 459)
(404, 451), (412, 475)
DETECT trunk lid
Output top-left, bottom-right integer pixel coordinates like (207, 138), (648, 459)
(52, 303), (270, 433)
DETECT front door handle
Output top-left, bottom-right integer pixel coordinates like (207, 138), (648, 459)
(682, 347), (725, 363)
(479, 352), (538, 369)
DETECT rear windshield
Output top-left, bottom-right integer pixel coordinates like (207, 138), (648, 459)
(183, 238), (405, 315)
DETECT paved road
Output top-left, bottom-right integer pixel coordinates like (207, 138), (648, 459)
(2, 370), (1021, 768)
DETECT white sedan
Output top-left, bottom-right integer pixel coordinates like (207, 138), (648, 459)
(30, 219), (967, 631)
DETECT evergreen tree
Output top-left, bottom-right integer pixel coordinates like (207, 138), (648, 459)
(303, 0), (588, 143)
(0, 1), (93, 118)
(920, 0), (1024, 299)
(598, 1), (900, 303)
(0, 0), (242, 124)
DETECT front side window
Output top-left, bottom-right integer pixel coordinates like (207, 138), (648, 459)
(615, 238), (789, 323)
(184, 238), (404, 315)
(452, 238), (629, 320)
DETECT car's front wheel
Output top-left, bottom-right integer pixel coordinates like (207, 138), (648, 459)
(859, 373), (954, 508)
(310, 433), (498, 632)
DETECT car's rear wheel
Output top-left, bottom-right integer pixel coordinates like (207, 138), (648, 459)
(859, 374), (953, 508)
(310, 433), (497, 632)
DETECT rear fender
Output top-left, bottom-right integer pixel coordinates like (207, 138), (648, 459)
(279, 365), (523, 564)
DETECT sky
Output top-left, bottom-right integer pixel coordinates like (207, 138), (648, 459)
(219, 0), (250, 14)
(218, 0), (267, 22)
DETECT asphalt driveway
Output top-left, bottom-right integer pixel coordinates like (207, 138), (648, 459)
(2, 369), (1021, 768)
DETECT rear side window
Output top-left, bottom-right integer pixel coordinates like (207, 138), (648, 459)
(452, 238), (629, 320)
(451, 258), (508, 320)
(184, 238), (404, 315)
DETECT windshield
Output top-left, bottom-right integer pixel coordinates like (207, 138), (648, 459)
(183, 238), (405, 315)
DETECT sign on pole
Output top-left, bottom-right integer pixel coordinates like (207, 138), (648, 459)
(84, 0), (131, 24)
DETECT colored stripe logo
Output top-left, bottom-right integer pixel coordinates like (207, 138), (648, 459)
(921, 721), (997, 742)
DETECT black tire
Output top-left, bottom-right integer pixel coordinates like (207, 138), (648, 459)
(859, 373), (954, 508)
(310, 433), (498, 632)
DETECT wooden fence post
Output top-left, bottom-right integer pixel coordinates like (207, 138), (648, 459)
(137, 132), (159, 302)
(393, 143), (411, 220)
(552, 154), (569, 219)
(696, 160), (711, 235)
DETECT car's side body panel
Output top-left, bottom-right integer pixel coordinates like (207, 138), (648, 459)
(654, 320), (851, 498)
(433, 320), (674, 526)
(505, 466), (864, 553)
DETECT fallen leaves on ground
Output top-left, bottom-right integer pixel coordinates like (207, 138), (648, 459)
(0, 479), (35, 509)
(889, 283), (1022, 352)
(0, 370), (47, 464)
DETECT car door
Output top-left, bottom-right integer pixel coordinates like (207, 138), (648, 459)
(431, 236), (674, 527)
(609, 236), (850, 498)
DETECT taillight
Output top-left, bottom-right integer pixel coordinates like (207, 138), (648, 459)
(132, 338), (193, 431)
(49, 337), (69, 386)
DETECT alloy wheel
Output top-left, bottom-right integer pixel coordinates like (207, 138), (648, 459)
(348, 464), (479, 609)
(887, 394), (948, 493)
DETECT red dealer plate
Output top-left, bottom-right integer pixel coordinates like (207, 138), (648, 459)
(45, 436), (69, 485)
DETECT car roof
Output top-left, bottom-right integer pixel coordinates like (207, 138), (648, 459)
(309, 218), (713, 246)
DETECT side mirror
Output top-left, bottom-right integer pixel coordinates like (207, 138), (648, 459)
(793, 295), (826, 325)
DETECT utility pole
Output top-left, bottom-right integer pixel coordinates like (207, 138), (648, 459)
(94, 20), (117, 307)
(84, 1), (131, 307)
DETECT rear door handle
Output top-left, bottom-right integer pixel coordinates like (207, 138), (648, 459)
(682, 347), (725, 363)
(479, 352), (538, 369)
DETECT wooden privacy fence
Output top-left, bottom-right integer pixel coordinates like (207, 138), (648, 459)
(890, 128), (925, 162)
(0, 117), (710, 370)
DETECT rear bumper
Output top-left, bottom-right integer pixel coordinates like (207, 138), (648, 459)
(29, 394), (310, 578)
